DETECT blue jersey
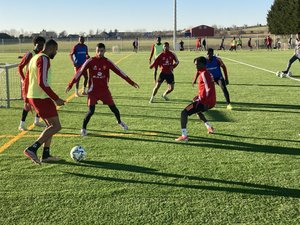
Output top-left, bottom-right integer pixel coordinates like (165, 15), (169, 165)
(206, 56), (223, 79)
(70, 43), (89, 67)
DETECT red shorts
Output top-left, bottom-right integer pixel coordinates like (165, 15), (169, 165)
(28, 98), (58, 119)
(88, 89), (114, 106)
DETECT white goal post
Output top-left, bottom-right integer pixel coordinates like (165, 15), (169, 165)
(0, 63), (22, 108)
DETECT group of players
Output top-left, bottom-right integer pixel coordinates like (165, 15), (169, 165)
(19, 33), (299, 164)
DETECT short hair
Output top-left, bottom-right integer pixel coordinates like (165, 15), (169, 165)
(97, 43), (105, 49)
(194, 56), (206, 65)
(33, 36), (46, 44)
(45, 39), (58, 48)
(207, 48), (214, 54)
(164, 42), (169, 46)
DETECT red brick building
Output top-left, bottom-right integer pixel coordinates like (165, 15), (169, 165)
(185, 25), (215, 37)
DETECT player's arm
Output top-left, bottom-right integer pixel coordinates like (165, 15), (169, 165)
(69, 45), (76, 66)
(192, 71), (200, 87)
(36, 56), (59, 101)
(66, 58), (91, 92)
(108, 60), (139, 88)
(149, 44), (155, 63)
(86, 45), (90, 59)
(199, 72), (209, 101)
(217, 58), (229, 84)
(149, 54), (160, 69)
(172, 53), (179, 69)
(18, 52), (32, 81)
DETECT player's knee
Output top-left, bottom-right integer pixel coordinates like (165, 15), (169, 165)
(181, 109), (188, 117)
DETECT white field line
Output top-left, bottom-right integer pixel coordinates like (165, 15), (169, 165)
(222, 57), (300, 82)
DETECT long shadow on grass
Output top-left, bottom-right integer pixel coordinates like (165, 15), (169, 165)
(230, 83), (300, 88)
(85, 130), (300, 156)
(61, 161), (300, 198)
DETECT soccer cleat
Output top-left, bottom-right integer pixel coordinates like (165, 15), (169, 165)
(162, 94), (169, 101)
(18, 124), (26, 131)
(118, 121), (128, 130)
(75, 92), (80, 97)
(34, 121), (46, 127)
(207, 126), (214, 134)
(175, 135), (188, 142)
(81, 91), (87, 95)
(227, 104), (233, 110)
(149, 96), (154, 103)
(41, 155), (61, 163)
(23, 149), (41, 164)
(81, 129), (87, 136)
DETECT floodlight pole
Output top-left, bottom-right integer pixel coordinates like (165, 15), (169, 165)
(173, 0), (177, 51)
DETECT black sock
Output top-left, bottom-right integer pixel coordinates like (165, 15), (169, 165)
(42, 147), (50, 159)
(21, 109), (29, 122)
(27, 141), (41, 153)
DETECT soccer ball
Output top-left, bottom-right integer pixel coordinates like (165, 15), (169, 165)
(287, 71), (292, 77)
(276, 71), (286, 78)
(70, 146), (87, 162)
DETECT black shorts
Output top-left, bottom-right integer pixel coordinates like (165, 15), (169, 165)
(158, 72), (175, 84)
(185, 99), (208, 116)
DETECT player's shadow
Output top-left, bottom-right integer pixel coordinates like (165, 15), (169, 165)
(85, 130), (300, 156)
(230, 83), (300, 88)
(61, 160), (300, 198)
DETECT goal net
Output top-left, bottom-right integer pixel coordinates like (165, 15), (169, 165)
(0, 63), (22, 108)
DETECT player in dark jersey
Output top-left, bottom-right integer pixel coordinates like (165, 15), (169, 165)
(175, 57), (216, 142)
(66, 43), (139, 136)
(206, 48), (232, 110)
(18, 36), (46, 131)
(149, 42), (179, 103)
(70, 36), (89, 97)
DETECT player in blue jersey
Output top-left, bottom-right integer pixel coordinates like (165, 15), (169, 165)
(206, 48), (232, 110)
(70, 36), (90, 97)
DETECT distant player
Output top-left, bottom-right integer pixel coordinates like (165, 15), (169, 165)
(18, 36), (46, 131)
(23, 40), (65, 164)
(282, 32), (300, 75)
(175, 57), (216, 142)
(248, 38), (253, 50)
(66, 43), (139, 136)
(149, 42), (179, 103)
(266, 35), (272, 50)
(206, 48), (232, 110)
(229, 37), (237, 51)
(149, 36), (163, 82)
(70, 36), (89, 97)
(133, 38), (138, 53)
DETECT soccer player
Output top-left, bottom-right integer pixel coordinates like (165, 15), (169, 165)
(66, 43), (139, 136)
(149, 42), (179, 103)
(282, 32), (300, 75)
(70, 36), (90, 97)
(23, 39), (65, 164)
(206, 48), (232, 110)
(229, 37), (237, 51)
(248, 38), (253, 50)
(133, 37), (138, 53)
(17, 36), (46, 131)
(149, 36), (163, 82)
(175, 57), (216, 142)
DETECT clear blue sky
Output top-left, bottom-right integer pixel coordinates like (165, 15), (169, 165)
(0, 0), (274, 34)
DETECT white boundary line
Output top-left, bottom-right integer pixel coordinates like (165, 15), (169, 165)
(222, 57), (300, 82)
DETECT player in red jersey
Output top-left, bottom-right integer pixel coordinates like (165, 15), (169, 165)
(149, 42), (179, 103)
(175, 56), (216, 142)
(18, 36), (46, 131)
(66, 43), (139, 136)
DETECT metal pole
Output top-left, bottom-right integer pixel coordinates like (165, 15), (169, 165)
(173, 0), (177, 51)
(5, 65), (10, 108)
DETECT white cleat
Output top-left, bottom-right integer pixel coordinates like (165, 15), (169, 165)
(149, 97), (154, 104)
(118, 121), (128, 130)
(34, 121), (46, 127)
(81, 129), (87, 136)
(18, 125), (26, 131)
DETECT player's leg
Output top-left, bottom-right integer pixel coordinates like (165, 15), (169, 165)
(153, 66), (158, 82)
(282, 55), (299, 73)
(149, 74), (164, 103)
(81, 73), (88, 95)
(74, 67), (80, 97)
(217, 78), (231, 109)
(197, 111), (214, 134)
(81, 104), (95, 136)
(108, 104), (128, 130)
(34, 113), (46, 127)
(162, 74), (175, 100)
(19, 107), (29, 131)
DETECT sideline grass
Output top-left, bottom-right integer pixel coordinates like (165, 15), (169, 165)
(0, 49), (299, 224)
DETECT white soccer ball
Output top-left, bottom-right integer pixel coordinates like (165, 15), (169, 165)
(280, 72), (286, 78)
(70, 146), (87, 162)
(276, 71), (281, 77)
(287, 71), (292, 77)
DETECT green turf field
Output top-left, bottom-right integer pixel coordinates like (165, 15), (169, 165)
(0, 48), (299, 225)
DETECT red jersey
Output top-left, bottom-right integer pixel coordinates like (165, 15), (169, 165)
(150, 51), (179, 74)
(18, 51), (33, 81)
(68, 56), (135, 95)
(194, 68), (216, 108)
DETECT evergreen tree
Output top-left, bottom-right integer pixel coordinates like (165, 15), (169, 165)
(267, 0), (300, 34)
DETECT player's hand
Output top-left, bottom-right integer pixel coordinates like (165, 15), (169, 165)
(24, 103), (32, 112)
(55, 98), (65, 106)
(65, 85), (72, 93)
(192, 81), (196, 87)
(132, 82), (139, 89)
